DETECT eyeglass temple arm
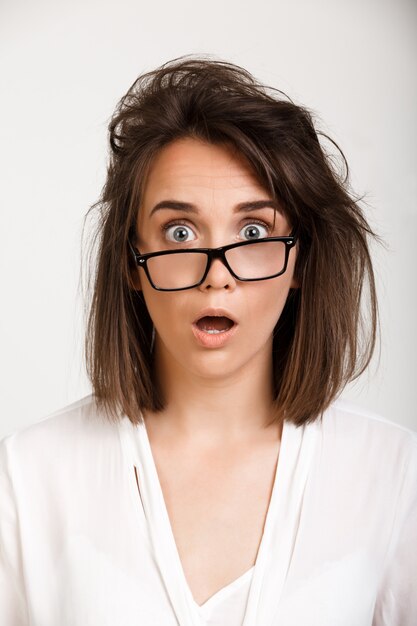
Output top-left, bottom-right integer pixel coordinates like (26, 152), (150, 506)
(128, 239), (139, 262)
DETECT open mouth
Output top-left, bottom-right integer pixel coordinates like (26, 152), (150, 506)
(194, 315), (235, 334)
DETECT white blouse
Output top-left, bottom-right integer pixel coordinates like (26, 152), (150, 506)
(0, 394), (416, 626)
(196, 565), (254, 624)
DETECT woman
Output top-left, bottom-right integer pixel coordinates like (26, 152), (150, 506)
(1, 55), (416, 626)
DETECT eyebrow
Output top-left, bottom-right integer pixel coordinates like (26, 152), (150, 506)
(149, 199), (282, 217)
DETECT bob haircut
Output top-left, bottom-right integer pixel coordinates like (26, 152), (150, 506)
(82, 53), (383, 428)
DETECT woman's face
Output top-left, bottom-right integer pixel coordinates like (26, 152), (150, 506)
(132, 136), (298, 379)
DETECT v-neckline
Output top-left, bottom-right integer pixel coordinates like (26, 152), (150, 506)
(138, 417), (269, 609)
(196, 563), (255, 614)
(119, 412), (318, 626)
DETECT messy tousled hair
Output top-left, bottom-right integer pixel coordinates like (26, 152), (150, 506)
(82, 53), (383, 428)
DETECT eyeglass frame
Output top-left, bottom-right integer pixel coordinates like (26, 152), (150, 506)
(128, 230), (298, 292)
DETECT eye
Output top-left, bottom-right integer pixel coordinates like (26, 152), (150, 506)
(161, 218), (272, 244)
(162, 221), (197, 243)
(239, 220), (271, 240)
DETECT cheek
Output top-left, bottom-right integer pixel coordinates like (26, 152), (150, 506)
(140, 286), (168, 329)
(141, 289), (187, 342)
(246, 279), (292, 332)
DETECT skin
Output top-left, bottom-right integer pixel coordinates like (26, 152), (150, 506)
(131, 135), (299, 446)
(130, 136), (300, 604)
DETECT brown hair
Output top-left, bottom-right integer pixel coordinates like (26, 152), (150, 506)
(82, 53), (384, 428)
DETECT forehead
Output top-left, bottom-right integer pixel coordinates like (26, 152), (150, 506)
(142, 137), (266, 194)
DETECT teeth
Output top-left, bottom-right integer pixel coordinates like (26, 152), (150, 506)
(204, 329), (227, 334)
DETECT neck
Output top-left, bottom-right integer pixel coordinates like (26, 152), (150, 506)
(143, 335), (282, 450)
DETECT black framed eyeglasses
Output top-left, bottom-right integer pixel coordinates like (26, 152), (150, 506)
(128, 232), (297, 292)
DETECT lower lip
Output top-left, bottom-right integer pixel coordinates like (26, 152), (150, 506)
(191, 322), (238, 348)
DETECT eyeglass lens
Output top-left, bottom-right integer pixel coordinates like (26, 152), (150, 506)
(145, 240), (287, 289)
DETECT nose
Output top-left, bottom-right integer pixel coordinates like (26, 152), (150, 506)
(198, 254), (236, 290)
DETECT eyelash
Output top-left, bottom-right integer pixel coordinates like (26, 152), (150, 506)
(161, 218), (273, 241)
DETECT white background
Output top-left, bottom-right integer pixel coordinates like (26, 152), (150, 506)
(0, 0), (416, 437)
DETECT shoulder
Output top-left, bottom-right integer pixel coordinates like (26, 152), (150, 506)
(318, 397), (417, 491)
(322, 397), (416, 451)
(0, 394), (118, 479)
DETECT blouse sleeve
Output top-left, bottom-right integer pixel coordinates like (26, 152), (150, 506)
(372, 433), (417, 626)
(0, 436), (29, 626)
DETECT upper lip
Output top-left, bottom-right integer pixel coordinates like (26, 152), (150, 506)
(192, 307), (238, 325)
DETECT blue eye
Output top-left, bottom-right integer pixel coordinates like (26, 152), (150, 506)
(163, 223), (196, 243)
(161, 219), (272, 244)
(239, 222), (270, 240)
